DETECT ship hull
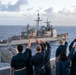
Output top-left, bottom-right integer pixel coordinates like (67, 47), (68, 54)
(0, 34), (64, 47)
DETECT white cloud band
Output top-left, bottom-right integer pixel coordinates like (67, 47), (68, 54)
(0, 0), (28, 12)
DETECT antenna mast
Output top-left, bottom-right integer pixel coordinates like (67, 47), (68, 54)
(44, 18), (51, 27)
(34, 12), (42, 36)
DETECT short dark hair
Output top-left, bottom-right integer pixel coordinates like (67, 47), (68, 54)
(17, 44), (23, 52)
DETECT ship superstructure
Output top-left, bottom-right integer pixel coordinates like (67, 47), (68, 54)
(0, 13), (66, 46)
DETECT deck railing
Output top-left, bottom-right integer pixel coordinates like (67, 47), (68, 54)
(0, 58), (56, 75)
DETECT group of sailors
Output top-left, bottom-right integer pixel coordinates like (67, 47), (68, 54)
(10, 33), (76, 75)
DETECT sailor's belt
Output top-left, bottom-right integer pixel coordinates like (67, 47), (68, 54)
(15, 67), (26, 72)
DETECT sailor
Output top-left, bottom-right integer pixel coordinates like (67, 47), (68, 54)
(26, 46), (33, 75)
(10, 34), (33, 75)
(69, 39), (76, 52)
(56, 52), (70, 75)
(55, 34), (68, 62)
(68, 39), (76, 75)
(35, 39), (51, 75)
(30, 41), (45, 75)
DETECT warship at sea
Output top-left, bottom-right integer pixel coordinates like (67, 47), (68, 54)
(0, 13), (66, 47)
(0, 13), (67, 75)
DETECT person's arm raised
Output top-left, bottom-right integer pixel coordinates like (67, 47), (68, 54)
(69, 39), (76, 52)
(64, 33), (68, 42)
(68, 45), (76, 60)
(27, 33), (33, 49)
(35, 38), (41, 44)
(64, 34), (68, 51)
(35, 39), (45, 51)
(40, 40), (51, 51)
(24, 34), (33, 59)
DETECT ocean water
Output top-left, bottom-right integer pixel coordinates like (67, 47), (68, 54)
(0, 25), (76, 58)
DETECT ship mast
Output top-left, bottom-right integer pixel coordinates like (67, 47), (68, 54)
(34, 13), (42, 36)
(44, 18), (51, 27)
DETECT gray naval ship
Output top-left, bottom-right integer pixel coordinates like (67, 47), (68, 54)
(0, 13), (67, 75)
(0, 13), (65, 47)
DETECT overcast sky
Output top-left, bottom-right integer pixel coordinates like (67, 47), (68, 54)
(0, 0), (76, 26)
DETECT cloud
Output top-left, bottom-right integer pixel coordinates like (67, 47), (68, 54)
(72, 6), (76, 12)
(58, 8), (76, 17)
(0, 6), (76, 26)
(72, 6), (76, 8)
(58, 8), (70, 16)
(44, 7), (53, 13)
(74, 8), (76, 12)
(27, 7), (33, 11)
(0, 0), (28, 12)
(41, 7), (76, 26)
(0, 2), (7, 11)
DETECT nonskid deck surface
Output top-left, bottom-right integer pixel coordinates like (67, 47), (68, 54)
(0, 58), (56, 75)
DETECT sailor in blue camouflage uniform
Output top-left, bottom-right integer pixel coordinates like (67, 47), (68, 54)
(10, 34), (33, 75)
(35, 39), (51, 75)
(55, 34), (68, 62)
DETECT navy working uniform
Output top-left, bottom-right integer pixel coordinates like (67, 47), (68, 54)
(40, 42), (51, 75)
(26, 49), (33, 75)
(56, 42), (68, 59)
(30, 49), (45, 75)
(11, 48), (31, 75)
(69, 40), (74, 52)
(56, 58), (70, 75)
(68, 40), (76, 75)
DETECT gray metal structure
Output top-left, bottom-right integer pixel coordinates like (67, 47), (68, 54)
(34, 13), (42, 36)
(0, 12), (66, 47)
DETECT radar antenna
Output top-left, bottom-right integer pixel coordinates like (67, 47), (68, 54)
(44, 18), (51, 27)
(34, 12), (42, 36)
